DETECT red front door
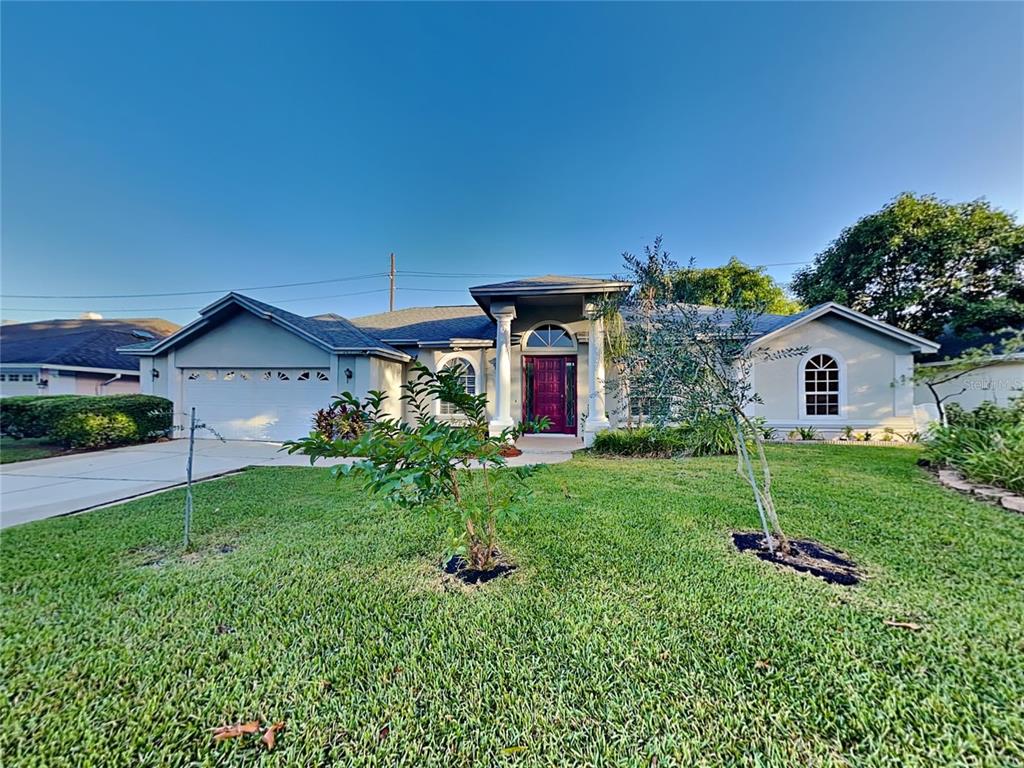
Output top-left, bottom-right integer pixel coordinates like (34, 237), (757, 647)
(522, 355), (577, 434)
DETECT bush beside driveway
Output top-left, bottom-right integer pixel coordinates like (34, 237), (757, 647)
(1, 446), (1022, 766)
(0, 394), (173, 462)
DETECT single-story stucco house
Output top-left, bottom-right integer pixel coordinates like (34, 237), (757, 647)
(119, 275), (940, 444)
(0, 317), (179, 398)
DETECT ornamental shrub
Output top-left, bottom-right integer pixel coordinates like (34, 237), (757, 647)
(591, 414), (754, 458)
(1, 395), (172, 444)
(591, 426), (685, 457)
(53, 412), (139, 449)
(285, 362), (547, 572)
(926, 399), (1024, 493)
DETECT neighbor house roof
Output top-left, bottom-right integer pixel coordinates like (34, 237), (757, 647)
(919, 328), (1024, 364)
(1, 318), (180, 373)
(346, 306), (495, 346)
(120, 293), (410, 362)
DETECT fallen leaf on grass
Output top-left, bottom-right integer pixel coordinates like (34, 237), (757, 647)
(502, 745), (527, 755)
(213, 721), (260, 741)
(261, 721), (285, 751)
(884, 620), (923, 631)
(754, 659), (773, 671)
(378, 725), (390, 741)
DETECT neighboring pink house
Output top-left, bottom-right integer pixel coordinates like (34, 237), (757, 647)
(0, 318), (179, 398)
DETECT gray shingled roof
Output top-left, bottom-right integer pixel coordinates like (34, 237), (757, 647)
(346, 306), (495, 343)
(1, 318), (179, 371)
(119, 293), (407, 358)
(469, 274), (630, 294)
(689, 303), (826, 336)
(235, 294), (400, 354)
(920, 328), (1024, 363)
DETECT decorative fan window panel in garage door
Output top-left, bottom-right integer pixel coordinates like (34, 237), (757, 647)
(181, 368), (333, 441)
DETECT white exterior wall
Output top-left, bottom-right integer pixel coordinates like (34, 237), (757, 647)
(752, 315), (919, 436)
(914, 359), (1024, 412)
(174, 311), (331, 369)
(0, 368), (42, 397)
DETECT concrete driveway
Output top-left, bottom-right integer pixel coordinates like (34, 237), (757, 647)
(0, 434), (580, 530)
(0, 440), (342, 529)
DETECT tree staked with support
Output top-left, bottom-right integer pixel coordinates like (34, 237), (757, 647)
(602, 238), (806, 554)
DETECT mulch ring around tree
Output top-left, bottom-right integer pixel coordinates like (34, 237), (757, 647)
(732, 531), (862, 586)
(442, 552), (517, 585)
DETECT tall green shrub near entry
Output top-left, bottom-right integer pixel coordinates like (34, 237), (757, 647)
(285, 362), (548, 571)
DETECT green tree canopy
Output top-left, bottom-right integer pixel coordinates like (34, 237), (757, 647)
(671, 257), (801, 315)
(791, 193), (1024, 339)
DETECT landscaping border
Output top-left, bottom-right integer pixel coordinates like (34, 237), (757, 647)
(935, 468), (1024, 514)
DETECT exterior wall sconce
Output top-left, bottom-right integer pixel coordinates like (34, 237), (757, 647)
(344, 368), (353, 382)
(36, 379), (49, 389)
(151, 369), (161, 380)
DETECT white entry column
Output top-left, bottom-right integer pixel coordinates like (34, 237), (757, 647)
(489, 306), (516, 435)
(584, 303), (611, 446)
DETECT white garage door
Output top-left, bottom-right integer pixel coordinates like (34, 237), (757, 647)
(182, 368), (334, 441)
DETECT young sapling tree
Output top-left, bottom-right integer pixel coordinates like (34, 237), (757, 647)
(604, 238), (805, 554)
(285, 362), (547, 572)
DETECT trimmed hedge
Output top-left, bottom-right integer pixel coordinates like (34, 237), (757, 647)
(1, 395), (172, 448)
(591, 414), (742, 458)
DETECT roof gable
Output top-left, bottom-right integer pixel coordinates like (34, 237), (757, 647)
(752, 303), (939, 352)
(120, 293), (410, 361)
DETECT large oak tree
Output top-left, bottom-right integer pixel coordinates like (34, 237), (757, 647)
(672, 257), (801, 314)
(792, 194), (1024, 339)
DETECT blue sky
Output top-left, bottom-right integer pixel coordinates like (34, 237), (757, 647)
(2, 2), (1021, 325)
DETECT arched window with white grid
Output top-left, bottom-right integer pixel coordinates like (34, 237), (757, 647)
(802, 353), (842, 416)
(438, 358), (477, 416)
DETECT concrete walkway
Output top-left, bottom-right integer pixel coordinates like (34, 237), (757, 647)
(1, 434), (581, 529)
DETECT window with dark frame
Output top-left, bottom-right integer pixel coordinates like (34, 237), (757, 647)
(804, 354), (840, 416)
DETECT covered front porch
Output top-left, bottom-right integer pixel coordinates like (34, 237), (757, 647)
(467, 275), (630, 447)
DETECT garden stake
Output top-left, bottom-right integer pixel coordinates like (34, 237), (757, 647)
(184, 407), (196, 549)
(734, 413), (775, 554)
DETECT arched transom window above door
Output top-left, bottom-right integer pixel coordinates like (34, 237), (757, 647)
(524, 323), (575, 350)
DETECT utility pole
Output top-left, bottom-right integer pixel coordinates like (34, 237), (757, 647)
(389, 252), (396, 312)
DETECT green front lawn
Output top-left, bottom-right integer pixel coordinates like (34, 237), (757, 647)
(2, 446), (1022, 766)
(0, 436), (65, 464)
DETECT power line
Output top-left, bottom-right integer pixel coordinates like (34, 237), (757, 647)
(1, 261), (814, 309)
(1, 273), (387, 300)
(0, 288), (389, 314)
